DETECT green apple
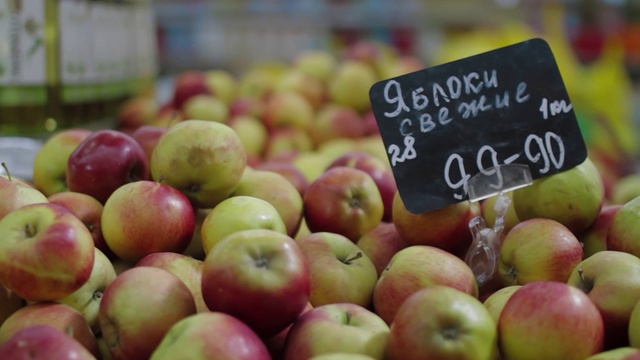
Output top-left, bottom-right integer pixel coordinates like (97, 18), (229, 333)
(150, 119), (247, 208)
(283, 302), (390, 360)
(32, 128), (92, 196)
(482, 285), (521, 324)
(0, 203), (94, 302)
(499, 218), (583, 286)
(297, 232), (378, 308)
(610, 174), (640, 205)
(58, 247), (117, 334)
(227, 115), (269, 158)
(292, 49), (337, 84)
(387, 286), (498, 360)
(579, 205), (622, 258)
(568, 251), (640, 349)
(328, 60), (378, 113)
(373, 245), (479, 325)
(274, 69), (325, 109)
(151, 312), (270, 360)
(607, 196), (640, 257)
(585, 347), (640, 360)
(200, 195), (287, 254)
(99, 266), (197, 360)
(513, 157), (605, 234)
(182, 94), (230, 123)
(205, 69), (238, 105)
(262, 91), (315, 131)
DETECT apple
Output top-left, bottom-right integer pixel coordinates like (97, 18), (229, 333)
(303, 167), (384, 242)
(136, 252), (208, 313)
(262, 91), (315, 131)
(0, 286), (25, 328)
(263, 127), (314, 161)
(379, 54), (425, 79)
(263, 302), (313, 359)
(627, 298), (640, 347)
(310, 103), (366, 147)
(0, 302), (100, 358)
(480, 191), (520, 234)
(316, 138), (359, 161)
(99, 266), (197, 360)
(48, 191), (111, 258)
(607, 196), (640, 257)
(579, 204), (622, 258)
(0, 203), (95, 302)
(227, 114), (269, 158)
(297, 232), (378, 308)
(201, 229), (310, 338)
(182, 94), (230, 123)
(150, 312), (270, 360)
(568, 250), (640, 349)
(101, 180), (195, 263)
(183, 208), (210, 261)
(150, 119), (247, 209)
(309, 354), (376, 360)
(0, 168), (49, 222)
(116, 95), (158, 131)
(66, 129), (150, 204)
(391, 192), (480, 258)
(513, 157), (605, 234)
(0, 324), (96, 360)
(274, 69), (326, 109)
(328, 60), (378, 113)
(32, 128), (92, 196)
(481, 285), (522, 322)
(327, 150), (398, 222)
(229, 96), (265, 119)
(355, 222), (407, 276)
(204, 69), (238, 106)
(230, 169), (304, 238)
(200, 195), (287, 254)
(292, 49), (337, 84)
(153, 103), (184, 128)
(58, 247), (117, 334)
(361, 110), (380, 136)
(291, 151), (336, 184)
(373, 245), (479, 325)
(386, 285), (498, 360)
(130, 124), (168, 162)
(255, 160), (310, 195)
(584, 347), (640, 360)
(172, 71), (212, 110)
(499, 218), (583, 286)
(499, 281), (605, 360)
(283, 302), (390, 360)
(611, 174), (640, 205)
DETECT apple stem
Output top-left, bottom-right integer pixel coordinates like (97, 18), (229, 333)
(93, 291), (103, 301)
(577, 268), (593, 292)
(345, 311), (352, 325)
(157, 175), (165, 184)
(24, 223), (36, 238)
(343, 252), (363, 265)
(1, 162), (12, 181)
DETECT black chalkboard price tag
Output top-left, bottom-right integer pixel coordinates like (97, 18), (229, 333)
(369, 38), (587, 214)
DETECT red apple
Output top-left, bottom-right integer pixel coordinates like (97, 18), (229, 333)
(66, 129), (150, 204)
(355, 222), (407, 276)
(201, 229), (310, 338)
(130, 124), (168, 162)
(309, 104), (366, 147)
(579, 204), (622, 258)
(0, 203), (95, 302)
(304, 167), (384, 242)
(499, 281), (605, 359)
(373, 245), (479, 325)
(0, 324), (96, 360)
(173, 71), (212, 110)
(101, 180), (196, 263)
(263, 127), (314, 161)
(262, 91), (314, 131)
(255, 160), (310, 195)
(229, 96), (265, 119)
(116, 95), (158, 131)
(99, 266), (197, 360)
(263, 302), (313, 359)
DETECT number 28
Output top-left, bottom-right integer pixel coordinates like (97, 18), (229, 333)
(388, 135), (417, 166)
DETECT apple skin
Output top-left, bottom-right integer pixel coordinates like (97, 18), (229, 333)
(292, 49), (337, 84)
(172, 71), (213, 110)
(136, 252), (209, 313)
(328, 60), (378, 113)
(327, 150), (398, 222)
(101, 180), (196, 263)
(58, 247), (116, 334)
(263, 127), (314, 161)
(297, 232), (378, 308)
(387, 286), (498, 360)
(481, 285), (521, 324)
(116, 95), (158, 131)
(0, 324), (96, 360)
(0, 175), (49, 222)
(392, 192), (480, 258)
(355, 222), (407, 276)
(263, 302), (313, 359)
(0, 202), (95, 302)
(229, 96), (265, 119)
(48, 191), (111, 258)
(628, 298), (640, 348)
(373, 245), (479, 325)
(255, 160), (310, 195)
(0, 302), (100, 358)
(182, 94), (229, 123)
(607, 196), (640, 257)
(498, 218), (584, 286)
(150, 312), (270, 360)
(66, 129), (150, 204)
(262, 91), (315, 131)
(204, 69), (238, 105)
(130, 125), (168, 162)
(303, 167), (384, 242)
(200, 195), (287, 254)
(568, 251), (640, 349)
(32, 128), (92, 196)
(227, 114), (269, 158)
(231, 169), (304, 238)
(579, 204), (622, 258)
(584, 347), (640, 360)
(309, 104), (366, 147)
(513, 157), (605, 234)
(99, 266), (197, 360)
(499, 281), (605, 360)
(150, 119), (247, 209)
(610, 174), (640, 205)
(283, 302), (390, 360)
(201, 229), (311, 338)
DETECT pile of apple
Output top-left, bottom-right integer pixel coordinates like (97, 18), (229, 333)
(3, 40), (640, 360)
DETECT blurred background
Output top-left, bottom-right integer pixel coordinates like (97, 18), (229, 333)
(2, 0), (640, 183)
